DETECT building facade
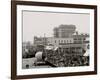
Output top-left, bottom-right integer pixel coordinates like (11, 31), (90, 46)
(53, 24), (76, 38)
(33, 24), (89, 55)
(47, 37), (74, 47)
(46, 35), (89, 55)
(34, 36), (47, 46)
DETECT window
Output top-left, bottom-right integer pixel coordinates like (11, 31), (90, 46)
(67, 40), (68, 43)
(74, 38), (77, 40)
(59, 40), (60, 43)
(64, 40), (66, 43)
(70, 40), (72, 43)
(83, 38), (86, 40)
(61, 40), (63, 43)
(55, 40), (56, 43)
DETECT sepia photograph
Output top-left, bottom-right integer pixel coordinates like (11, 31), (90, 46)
(22, 10), (90, 69)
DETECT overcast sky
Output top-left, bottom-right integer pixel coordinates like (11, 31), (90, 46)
(22, 11), (90, 43)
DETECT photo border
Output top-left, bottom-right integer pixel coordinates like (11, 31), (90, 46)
(11, 0), (97, 80)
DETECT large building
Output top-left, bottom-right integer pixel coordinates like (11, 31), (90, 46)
(34, 36), (47, 46)
(46, 34), (89, 55)
(53, 24), (76, 38)
(72, 33), (89, 44)
(33, 24), (89, 55)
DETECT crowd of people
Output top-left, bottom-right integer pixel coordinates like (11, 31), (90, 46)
(22, 44), (89, 67)
(45, 49), (89, 67)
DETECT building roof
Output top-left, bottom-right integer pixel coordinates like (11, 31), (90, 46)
(58, 24), (76, 29)
(72, 34), (89, 38)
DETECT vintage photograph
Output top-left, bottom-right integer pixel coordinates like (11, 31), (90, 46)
(22, 10), (90, 69)
(11, 1), (97, 79)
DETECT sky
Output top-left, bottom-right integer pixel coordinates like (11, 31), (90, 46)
(22, 10), (90, 43)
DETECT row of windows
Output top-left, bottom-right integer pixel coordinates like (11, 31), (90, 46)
(55, 40), (73, 43)
(74, 38), (86, 40)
